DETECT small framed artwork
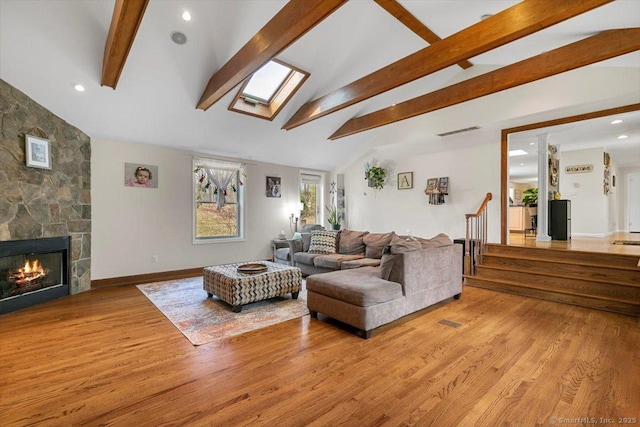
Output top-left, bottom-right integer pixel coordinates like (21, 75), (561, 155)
(425, 178), (438, 194)
(125, 163), (158, 188)
(397, 172), (413, 189)
(266, 176), (281, 198)
(25, 135), (51, 169)
(438, 176), (449, 194)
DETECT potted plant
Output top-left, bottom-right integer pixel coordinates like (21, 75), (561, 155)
(522, 187), (538, 207)
(326, 204), (340, 230)
(364, 163), (386, 190)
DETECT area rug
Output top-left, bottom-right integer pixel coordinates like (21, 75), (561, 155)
(612, 240), (640, 245)
(137, 277), (308, 345)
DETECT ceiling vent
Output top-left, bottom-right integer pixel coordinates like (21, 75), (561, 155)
(437, 126), (480, 137)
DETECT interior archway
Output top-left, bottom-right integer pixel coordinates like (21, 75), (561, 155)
(500, 103), (640, 245)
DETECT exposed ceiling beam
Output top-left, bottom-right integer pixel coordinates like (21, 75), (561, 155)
(283, 0), (614, 130)
(101, 0), (149, 89)
(373, 0), (472, 70)
(329, 28), (640, 140)
(196, 0), (347, 111)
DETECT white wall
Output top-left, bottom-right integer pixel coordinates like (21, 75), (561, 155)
(91, 138), (324, 280)
(337, 135), (501, 242)
(559, 148), (609, 237)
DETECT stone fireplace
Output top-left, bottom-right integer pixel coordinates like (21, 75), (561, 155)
(1, 79), (91, 313)
(0, 237), (70, 315)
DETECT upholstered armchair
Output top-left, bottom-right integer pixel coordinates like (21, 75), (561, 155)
(273, 224), (324, 266)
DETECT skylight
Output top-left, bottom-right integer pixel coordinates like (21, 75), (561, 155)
(242, 61), (292, 104)
(509, 149), (528, 157)
(229, 59), (309, 121)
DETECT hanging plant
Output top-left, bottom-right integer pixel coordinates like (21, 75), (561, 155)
(364, 162), (386, 190)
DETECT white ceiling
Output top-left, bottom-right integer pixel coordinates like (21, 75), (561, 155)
(509, 109), (640, 183)
(1, 0), (639, 172)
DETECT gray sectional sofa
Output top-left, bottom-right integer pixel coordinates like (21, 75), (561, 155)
(291, 229), (395, 276)
(305, 231), (462, 338)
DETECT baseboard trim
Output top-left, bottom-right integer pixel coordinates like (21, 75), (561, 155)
(91, 267), (204, 289)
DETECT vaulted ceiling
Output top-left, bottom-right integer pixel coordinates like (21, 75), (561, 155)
(1, 0), (638, 171)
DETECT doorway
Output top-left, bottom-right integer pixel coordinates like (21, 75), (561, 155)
(629, 173), (640, 232)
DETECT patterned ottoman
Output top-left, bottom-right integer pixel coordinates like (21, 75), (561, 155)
(203, 261), (302, 312)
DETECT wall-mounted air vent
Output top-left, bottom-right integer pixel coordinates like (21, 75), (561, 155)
(437, 126), (480, 137)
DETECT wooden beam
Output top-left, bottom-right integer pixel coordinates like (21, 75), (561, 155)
(374, 0), (472, 70)
(101, 0), (149, 89)
(330, 28), (640, 140)
(196, 0), (347, 111)
(283, 0), (614, 130)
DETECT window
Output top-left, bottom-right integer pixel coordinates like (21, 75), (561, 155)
(229, 59), (309, 121)
(193, 157), (244, 241)
(300, 172), (324, 227)
(242, 61), (292, 104)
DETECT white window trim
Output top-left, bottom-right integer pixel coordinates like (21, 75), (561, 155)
(192, 156), (246, 244)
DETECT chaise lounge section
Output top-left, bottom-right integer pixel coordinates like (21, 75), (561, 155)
(306, 236), (462, 338)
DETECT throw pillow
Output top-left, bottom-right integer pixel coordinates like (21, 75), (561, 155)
(308, 230), (338, 254)
(417, 233), (453, 249)
(389, 235), (422, 254)
(363, 231), (395, 259)
(380, 252), (403, 284)
(301, 233), (313, 252)
(292, 232), (302, 240)
(338, 229), (368, 255)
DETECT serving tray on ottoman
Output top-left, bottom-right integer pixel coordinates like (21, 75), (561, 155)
(203, 261), (302, 312)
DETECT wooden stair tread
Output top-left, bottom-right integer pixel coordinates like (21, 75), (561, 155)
(482, 252), (640, 271)
(486, 244), (640, 267)
(465, 275), (639, 305)
(465, 278), (640, 317)
(476, 264), (640, 288)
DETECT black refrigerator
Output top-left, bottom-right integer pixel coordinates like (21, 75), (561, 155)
(549, 200), (571, 240)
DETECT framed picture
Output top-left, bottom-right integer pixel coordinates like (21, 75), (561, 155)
(397, 172), (413, 190)
(438, 176), (449, 194)
(124, 163), (158, 188)
(25, 135), (51, 169)
(425, 178), (438, 194)
(266, 176), (281, 198)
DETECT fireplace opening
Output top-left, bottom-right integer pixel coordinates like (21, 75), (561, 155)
(0, 237), (70, 315)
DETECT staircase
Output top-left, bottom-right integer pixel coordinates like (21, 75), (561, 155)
(465, 244), (640, 316)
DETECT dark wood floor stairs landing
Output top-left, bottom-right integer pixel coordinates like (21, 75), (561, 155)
(464, 244), (640, 316)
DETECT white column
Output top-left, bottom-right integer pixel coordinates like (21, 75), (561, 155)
(536, 134), (551, 241)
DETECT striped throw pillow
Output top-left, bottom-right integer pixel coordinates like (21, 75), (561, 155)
(308, 230), (338, 254)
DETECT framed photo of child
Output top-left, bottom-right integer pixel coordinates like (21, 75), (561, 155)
(125, 163), (158, 188)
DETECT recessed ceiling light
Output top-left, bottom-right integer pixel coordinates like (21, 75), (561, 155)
(171, 31), (187, 45)
(618, 134), (628, 139)
(529, 142), (535, 146)
(509, 149), (528, 157)
(74, 84), (85, 92)
(610, 119), (623, 124)
(181, 10), (191, 22)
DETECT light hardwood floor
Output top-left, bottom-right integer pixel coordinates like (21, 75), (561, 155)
(1, 283), (638, 426)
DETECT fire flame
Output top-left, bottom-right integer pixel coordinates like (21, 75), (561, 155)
(24, 259), (42, 274)
(11, 259), (47, 285)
